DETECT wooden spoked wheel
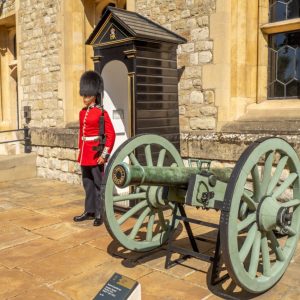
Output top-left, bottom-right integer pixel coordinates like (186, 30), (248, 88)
(220, 137), (300, 293)
(103, 134), (184, 252)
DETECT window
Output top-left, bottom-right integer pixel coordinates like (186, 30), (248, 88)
(269, 0), (300, 22)
(267, 0), (300, 99)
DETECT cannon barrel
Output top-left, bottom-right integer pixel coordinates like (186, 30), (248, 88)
(112, 162), (232, 188)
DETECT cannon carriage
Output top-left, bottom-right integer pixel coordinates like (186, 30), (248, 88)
(102, 134), (300, 294)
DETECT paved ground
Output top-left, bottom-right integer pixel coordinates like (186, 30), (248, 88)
(0, 178), (300, 300)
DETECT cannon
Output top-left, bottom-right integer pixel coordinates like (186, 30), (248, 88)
(102, 134), (300, 294)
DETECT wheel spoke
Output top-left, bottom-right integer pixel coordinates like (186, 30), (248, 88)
(117, 200), (148, 225)
(281, 199), (300, 208)
(113, 192), (146, 202)
(272, 172), (298, 199)
(157, 148), (166, 167)
(261, 233), (271, 277)
(145, 144), (153, 166)
(237, 213), (256, 232)
(146, 212), (155, 241)
(267, 155), (288, 194)
(251, 165), (261, 201)
(268, 231), (285, 262)
(158, 210), (168, 231)
(129, 207), (151, 240)
(239, 223), (258, 263)
(129, 152), (140, 166)
(249, 231), (262, 278)
(261, 151), (275, 195)
(284, 226), (296, 236)
(242, 190), (257, 211)
(239, 202), (248, 219)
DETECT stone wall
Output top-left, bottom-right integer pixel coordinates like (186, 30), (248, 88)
(135, 0), (217, 132)
(18, 0), (63, 128)
(31, 128), (81, 184)
(0, 0), (15, 17)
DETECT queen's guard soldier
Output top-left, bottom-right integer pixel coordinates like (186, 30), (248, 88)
(74, 71), (116, 226)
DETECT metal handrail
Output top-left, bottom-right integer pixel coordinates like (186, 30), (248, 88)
(0, 126), (31, 153)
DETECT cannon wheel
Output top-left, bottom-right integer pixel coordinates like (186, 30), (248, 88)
(103, 134), (184, 252)
(220, 137), (300, 293)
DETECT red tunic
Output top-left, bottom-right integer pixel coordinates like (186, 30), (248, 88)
(78, 104), (116, 166)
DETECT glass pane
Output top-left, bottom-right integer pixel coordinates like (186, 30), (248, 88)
(269, 82), (285, 98)
(277, 46), (296, 83)
(268, 31), (300, 99)
(270, 1), (287, 22)
(296, 48), (300, 80)
(269, 0), (300, 22)
(286, 80), (300, 97)
(288, 0), (300, 19)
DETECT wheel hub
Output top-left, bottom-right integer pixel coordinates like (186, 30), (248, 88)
(147, 186), (167, 208)
(257, 196), (289, 232)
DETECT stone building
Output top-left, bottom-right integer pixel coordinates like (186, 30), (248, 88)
(0, 0), (299, 183)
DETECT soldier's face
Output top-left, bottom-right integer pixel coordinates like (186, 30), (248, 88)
(83, 95), (96, 106)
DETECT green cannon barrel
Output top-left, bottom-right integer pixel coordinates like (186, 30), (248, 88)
(112, 162), (232, 188)
(112, 163), (200, 187)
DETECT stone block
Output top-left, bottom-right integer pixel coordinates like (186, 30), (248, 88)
(199, 51), (212, 63)
(189, 116), (216, 130)
(204, 90), (215, 103)
(200, 105), (217, 116)
(190, 91), (204, 104)
(191, 27), (209, 41)
(179, 105), (186, 115)
(190, 52), (199, 65)
(181, 42), (194, 53)
(61, 160), (69, 172)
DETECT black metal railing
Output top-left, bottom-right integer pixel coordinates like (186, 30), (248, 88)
(0, 126), (31, 153)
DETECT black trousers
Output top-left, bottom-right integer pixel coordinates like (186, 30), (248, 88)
(81, 165), (104, 218)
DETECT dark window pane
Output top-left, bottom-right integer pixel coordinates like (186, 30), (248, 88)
(269, 82), (285, 98)
(268, 31), (300, 99)
(286, 80), (300, 97)
(288, 0), (300, 19)
(270, 2), (287, 22)
(277, 46), (296, 83)
(269, 0), (300, 22)
(296, 48), (300, 80)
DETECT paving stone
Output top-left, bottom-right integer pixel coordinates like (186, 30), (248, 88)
(0, 207), (35, 221)
(0, 238), (72, 269)
(0, 268), (40, 299)
(0, 227), (40, 251)
(36, 201), (82, 219)
(32, 222), (86, 240)
(139, 270), (211, 299)
(11, 213), (61, 230)
(12, 286), (67, 300)
(60, 226), (108, 247)
(22, 244), (113, 283)
(53, 260), (153, 300)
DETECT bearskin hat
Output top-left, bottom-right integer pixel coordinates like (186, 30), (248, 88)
(79, 71), (104, 104)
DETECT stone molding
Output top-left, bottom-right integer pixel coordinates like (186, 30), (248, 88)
(180, 132), (300, 162)
(31, 127), (78, 149)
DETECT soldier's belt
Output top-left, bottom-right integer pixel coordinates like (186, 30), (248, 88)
(82, 136), (100, 141)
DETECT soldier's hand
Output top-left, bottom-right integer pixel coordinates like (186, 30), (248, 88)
(97, 156), (106, 165)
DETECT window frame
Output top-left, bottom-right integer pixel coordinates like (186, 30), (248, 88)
(260, 2), (300, 101)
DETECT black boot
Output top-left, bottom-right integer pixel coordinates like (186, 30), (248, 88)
(93, 215), (103, 226)
(73, 212), (95, 222)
